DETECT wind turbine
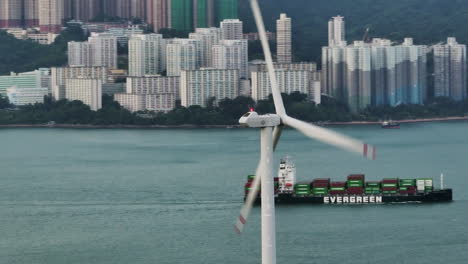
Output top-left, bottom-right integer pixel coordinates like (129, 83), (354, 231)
(234, 1), (377, 264)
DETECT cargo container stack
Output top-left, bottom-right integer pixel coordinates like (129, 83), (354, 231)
(311, 178), (330, 195)
(382, 178), (398, 195)
(330, 182), (346, 195)
(294, 182), (311, 196)
(347, 174), (364, 195)
(417, 178), (433, 193)
(399, 179), (416, 195)
(365, 181), (381, 194)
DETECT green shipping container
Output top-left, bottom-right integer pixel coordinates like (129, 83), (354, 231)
(348, 180), (363, 184)
(295, 191), (310, 195)
(366, 182), (380, 187)
(247, 175), (255, 180)
(382, 184), (398, 187)
(330, 187), (345, 191)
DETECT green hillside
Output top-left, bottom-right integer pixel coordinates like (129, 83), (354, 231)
(240, 0), (468, 62)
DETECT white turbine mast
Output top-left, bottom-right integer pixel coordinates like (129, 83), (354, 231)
(234, 1), (377, 264)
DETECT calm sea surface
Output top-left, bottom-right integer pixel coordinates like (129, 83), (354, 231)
(1, 122), (468, 264)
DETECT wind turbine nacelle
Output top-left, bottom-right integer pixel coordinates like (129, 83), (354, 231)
(239, 112), (281, 128)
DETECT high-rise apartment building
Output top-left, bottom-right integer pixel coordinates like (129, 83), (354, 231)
(212, 39), (248, 78)
(328, 15), (345, 47)
(65, 78), (102, 110)
(180, 68), (239, 107)
(146, 0), (169, 32)
(171, 0), (193, 32)
(193, 0), (215, 28)
(215, 0), (238, 24)
(433, 37), (467, 101)
(115, 75), (179, 112)
(189, 27), (222, 67)
(166, 38), (200, 76)
(251, 69), (313, 102)
(0, 0), (23, 28)
(39, 0), (64, 33)
(68, 41), (92, 66)
(220, 19), (242, 40)
(322, 37), (427, 112)
(68, 34), (118, 69)
(88, 33), (118, 69)
(24, 0), (39, 27)
(70, 0), (101, 21)
(129, 34), (164, 76)
(0, 68), (50, 96)
(51, 66), (108, 100)
(276, 13), (292, 63)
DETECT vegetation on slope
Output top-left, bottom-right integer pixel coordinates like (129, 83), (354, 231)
(0, 25), (86, 75)
(0, 93), (467, 126)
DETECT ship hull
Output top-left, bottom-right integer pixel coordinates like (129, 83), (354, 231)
(250, 189), (453, 204)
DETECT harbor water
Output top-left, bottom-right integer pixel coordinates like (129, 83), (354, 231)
(1, 121), (467, 263)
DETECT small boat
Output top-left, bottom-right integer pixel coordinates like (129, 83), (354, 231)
(381, 120), (400, 129)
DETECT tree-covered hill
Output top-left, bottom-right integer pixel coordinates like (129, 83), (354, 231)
(240, 0), (468, 62)
(0, 26), (86, 75)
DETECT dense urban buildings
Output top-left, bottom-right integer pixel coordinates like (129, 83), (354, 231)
(180, 68), (239, 107)
(51, 66), (108, 100)
(128, 34), (164, 77)
(433, 37), (467, 101)
(220, 19), (243, 40)
(276, 13), (292, 63)
(322, 16), (428, 112)
(39, 0), (64, 33)
(166, 38), (200, 76)
(212, 39), (248, 79)
(68, 33), (118, 69)
(65, 78), (103, 110)
(189, 27), (222, 67)
(328, 15), (346, 47)
(114, 75), (179, 112)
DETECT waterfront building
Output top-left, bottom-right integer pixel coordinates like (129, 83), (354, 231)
(251, 69), (313, 102)
(65, 78), (102, 110)
(220, 19), (242, 40)
(7, 87), (49, 106)
(126, 76), (180, 97)
(0, 69), (50, 96)
(276, 13), (292, 63)
(212, 39), (248, 78)
(51, 66), (108, 100)
(433, 37), (467, 101)
(180, 68), (239, 107)
(114, 75), (179, 112)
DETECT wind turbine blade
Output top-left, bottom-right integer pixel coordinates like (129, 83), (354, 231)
(282, 116), (376, 160)
(235, 160), (262, 234)
(249, 0), (286, 116)
(272, 125), (283, 150)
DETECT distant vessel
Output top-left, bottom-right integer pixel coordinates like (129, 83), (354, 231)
(244, 157), (452, 204)
(381, 120), (400, 129)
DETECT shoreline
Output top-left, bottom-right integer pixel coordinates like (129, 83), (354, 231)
(0, 116), (467, 129)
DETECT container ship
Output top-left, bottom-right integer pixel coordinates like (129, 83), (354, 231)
(381, 120), (400, 129)
(244, 157), (453, 204)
